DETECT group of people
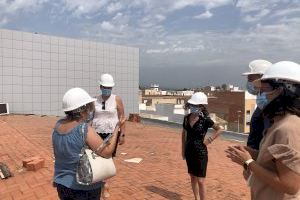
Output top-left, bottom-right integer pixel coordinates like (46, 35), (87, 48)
(52, 60), (300, 200)
(181, 60), (300, 200)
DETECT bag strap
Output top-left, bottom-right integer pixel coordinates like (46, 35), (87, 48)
(80, 123), (111, 154)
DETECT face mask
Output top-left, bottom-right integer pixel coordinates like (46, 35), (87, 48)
(256, 92), (269, 110)
(246, 82), (258, 95)
(86, 111), (95, 123)
(101, 88), (112, 96)
(190, 106), (200, 114)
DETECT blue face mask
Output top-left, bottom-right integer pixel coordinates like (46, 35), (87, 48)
(256, 92), (269, 110)
(246, 82), (258, 95)
(190, 106), (200, 114)
(101, 88), (112, 96)
(86, 111), (95, 123)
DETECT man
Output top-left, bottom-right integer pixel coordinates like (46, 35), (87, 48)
(242, 59), (272, 150)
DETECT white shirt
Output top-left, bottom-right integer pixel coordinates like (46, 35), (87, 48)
(92, 94), (119, 133)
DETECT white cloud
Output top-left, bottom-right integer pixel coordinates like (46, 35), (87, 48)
(0, 0), (48, 25)
(63, 0), (108, 17)
(146, 48), (170, 54)
(158, 41), (166, 45)
(194, 10), (213, 19)
(100, 21), (115, 31)
(170, 0), (231, 11)
(107, 2), (123, 14)
(272, 7), (300, 17)
(243, 9), (270, 22)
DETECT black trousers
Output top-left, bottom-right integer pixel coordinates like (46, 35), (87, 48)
(56, 184), (101, 200)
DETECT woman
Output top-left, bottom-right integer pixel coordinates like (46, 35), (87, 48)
(226, 61), (300, 199)
(182, 92), (223, 200)
(92, 73), (126, 199)
(52, 87), (123, 200)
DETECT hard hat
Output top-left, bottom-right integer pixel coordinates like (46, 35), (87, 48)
(261, 61), (300, 84)
(242, 60), (272, 76)
(98, 73), (115, 87)
(62, 88), (96, 112)
(187, 92), (208, 105)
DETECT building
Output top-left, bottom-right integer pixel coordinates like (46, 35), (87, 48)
(139, 90), (256, 133)
(0, 29), (139, 116)
(207, 90), (256, 133)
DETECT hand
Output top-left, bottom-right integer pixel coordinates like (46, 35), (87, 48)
(204, 139), (210, 146)
(225, 145), (253, 166)
(244, 146), (259, 159)
(116, 118), (126, 127)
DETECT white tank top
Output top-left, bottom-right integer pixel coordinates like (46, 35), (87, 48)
(92, 94), (119, 133)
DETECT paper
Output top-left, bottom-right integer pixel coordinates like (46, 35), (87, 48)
(124, 158), (143, 163)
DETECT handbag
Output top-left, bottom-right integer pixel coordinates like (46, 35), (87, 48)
(76, 123), (116, 185)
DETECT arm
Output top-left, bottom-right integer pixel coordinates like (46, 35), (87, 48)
(181, 129), (186, 159)
(204, 124), (223, 145)
(86, 123), (121, 158)
(249, 159), (300, 195)
(226, 145), (300, 195)
(116, 95), (126, 144)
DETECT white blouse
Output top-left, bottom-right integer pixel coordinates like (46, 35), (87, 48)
(92, 94), (119, 133)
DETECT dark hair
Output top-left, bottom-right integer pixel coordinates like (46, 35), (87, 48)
(263, 85), (300, 119)
(65, 102), (94, 121)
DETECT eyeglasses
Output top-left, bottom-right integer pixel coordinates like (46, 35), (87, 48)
(102, 101), (105, 110)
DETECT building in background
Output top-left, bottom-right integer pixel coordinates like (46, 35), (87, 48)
(0, 29), (139, 116)
(139, 88), (257, 133)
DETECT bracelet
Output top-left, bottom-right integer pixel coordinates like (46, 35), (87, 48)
(243, 159), (255, 170)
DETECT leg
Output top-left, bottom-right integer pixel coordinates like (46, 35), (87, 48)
(190, 174), (200, 200)
(101, 181), (110, 199)
(197, 177), (206, 200)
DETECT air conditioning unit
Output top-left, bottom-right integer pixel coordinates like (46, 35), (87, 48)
(0, 103), (9, 115)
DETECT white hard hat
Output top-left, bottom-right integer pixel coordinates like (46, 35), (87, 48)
(187, 92), (208, 105)
(98, 73), (115, 87)
(62, 88), (96, 112)
(261, 61), (300, 84)
(242, 60), (272, 76)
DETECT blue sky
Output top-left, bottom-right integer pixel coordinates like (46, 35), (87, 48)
(1, 0), (300, 89)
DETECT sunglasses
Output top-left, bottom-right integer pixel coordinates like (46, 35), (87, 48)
(102, 101), (105, 110)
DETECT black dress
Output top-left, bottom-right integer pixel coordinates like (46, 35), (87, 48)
(183, 114), (214, 177)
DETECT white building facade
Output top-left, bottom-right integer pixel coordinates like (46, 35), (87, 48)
(0, 29), (139, 116)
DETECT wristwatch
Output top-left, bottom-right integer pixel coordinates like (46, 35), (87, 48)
(243, 159), (255, 170)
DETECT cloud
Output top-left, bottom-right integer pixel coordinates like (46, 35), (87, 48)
(170, 0), (230, 11)
(100, 21), (115, 31)
(63, 0), (108, 17)
(243, 9), (270, 22)
(194, 10), (213, 19)
(0, 0), (49, 25)
(0, 17), (8, 27)
(107, 2), (123, 14)
(146, 48), (170, 54)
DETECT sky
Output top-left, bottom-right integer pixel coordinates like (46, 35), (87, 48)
(0, 0), (300, 89)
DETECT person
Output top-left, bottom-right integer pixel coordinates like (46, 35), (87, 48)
(52, 87), (123, 200)
(92, 73), (126, 199)
(226, 61), (300, 199)
(182, 92), (223, 200)
(242, 59), (272, 150)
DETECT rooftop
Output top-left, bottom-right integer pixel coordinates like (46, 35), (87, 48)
(0, 115), (250, 200)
